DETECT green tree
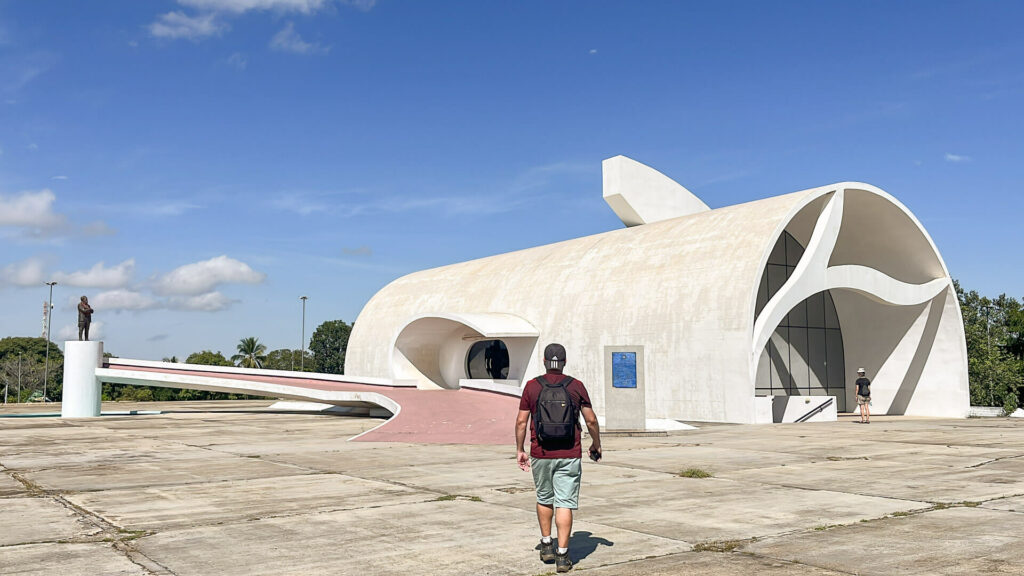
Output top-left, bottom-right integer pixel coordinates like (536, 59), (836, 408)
(231, 337), (267, 369)
(309, 320), (352, 374)
(0, 337), (64, 402)
(956, 280), (1024, 412)
(162, 356), (179, 363)
(185, 350), (234, 366)
(263, 348), (314, 371)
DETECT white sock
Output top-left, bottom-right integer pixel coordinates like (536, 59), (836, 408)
(541, 536), (552, 544)
(557, 547), (568, 554)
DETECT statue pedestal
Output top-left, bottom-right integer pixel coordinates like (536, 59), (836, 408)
(62, 341), (104, 418)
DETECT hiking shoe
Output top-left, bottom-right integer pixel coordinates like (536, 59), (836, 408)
(555, 550), (573, 572)
(539, 538), (555, 562)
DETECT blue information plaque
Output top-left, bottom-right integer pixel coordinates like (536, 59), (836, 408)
(612, 352), (637, 389)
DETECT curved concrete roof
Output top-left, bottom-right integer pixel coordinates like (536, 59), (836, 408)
(346, 161), (968, 423)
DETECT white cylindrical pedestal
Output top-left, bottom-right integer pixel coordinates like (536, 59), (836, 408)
(62, 341), (104, 418)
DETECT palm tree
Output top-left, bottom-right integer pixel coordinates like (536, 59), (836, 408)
(232, 337), (267, 369)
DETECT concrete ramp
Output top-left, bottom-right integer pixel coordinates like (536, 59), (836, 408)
(100, 360), (520, 445)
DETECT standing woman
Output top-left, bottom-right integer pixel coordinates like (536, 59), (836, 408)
(855, 368), (871, 424)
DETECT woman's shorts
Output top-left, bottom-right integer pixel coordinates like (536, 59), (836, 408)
(857, 394), (871, 406)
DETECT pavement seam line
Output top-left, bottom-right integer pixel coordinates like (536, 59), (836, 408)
(49, 493), (174, 575)
(966, 453), (1024, 468)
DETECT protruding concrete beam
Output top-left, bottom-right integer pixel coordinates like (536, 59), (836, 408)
(602, 155), (709, 227)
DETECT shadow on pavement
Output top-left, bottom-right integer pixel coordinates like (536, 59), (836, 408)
(570, 531), (614, 561)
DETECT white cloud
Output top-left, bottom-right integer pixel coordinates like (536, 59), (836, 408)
(342, 245), (373, 256)
(88, 289), (160, 311)
(945, 153), (971, 163)
(54, 259), (135, 289)
(0, 189), (66, 229)
(51, 175), (69, 180)
(225, 52), (248, 69)
(169, 291), (235, 311)
(589, 49), (597, 55)
(27, 143), (38, 151)
(0, 257), (47, 287)
(178, 0), (333, 13)
(270, 22), (327, 54)
(149, 11), (225, 40)
(81, 221), (116, 237)
(153, 255), (265, 296)
(59, 321), (104, 341)
(149, 0), (372, 43)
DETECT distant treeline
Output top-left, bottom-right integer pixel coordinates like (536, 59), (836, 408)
(0, 319), (352, 403)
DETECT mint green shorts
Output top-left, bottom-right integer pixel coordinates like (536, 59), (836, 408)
(531, 457), (582, 509)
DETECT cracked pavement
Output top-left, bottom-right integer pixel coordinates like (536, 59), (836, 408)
(2, 401), (1024, 575)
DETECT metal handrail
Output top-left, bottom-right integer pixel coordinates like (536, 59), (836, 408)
(795, 397), (834, 423)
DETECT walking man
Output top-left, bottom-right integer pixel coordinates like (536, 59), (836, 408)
(77, 296), (94, 341)
(515, 343), (601, 572)
(855, 367), (871, 423)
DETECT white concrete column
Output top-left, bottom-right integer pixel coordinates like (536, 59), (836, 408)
(62, 341), (104, 418)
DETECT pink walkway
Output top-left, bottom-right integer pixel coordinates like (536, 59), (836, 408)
(104, 363), (521, 445)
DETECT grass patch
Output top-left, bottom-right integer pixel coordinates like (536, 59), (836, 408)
(679, 468), (712, 479)
(692, 540), (742, 553)
(931, 502), (951, 510)
(117, 529), (149, 542)
(434, 494), (483, 502)
(890, 511), (912, 517)
(960, 501), (981, 507)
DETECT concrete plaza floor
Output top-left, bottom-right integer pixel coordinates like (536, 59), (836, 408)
(2, 401), (1024, 575)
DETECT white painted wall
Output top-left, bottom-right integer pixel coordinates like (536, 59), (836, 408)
(346, 163), (970, 424)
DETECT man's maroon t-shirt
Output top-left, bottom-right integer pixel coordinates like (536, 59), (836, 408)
(519, 372), (592, 459)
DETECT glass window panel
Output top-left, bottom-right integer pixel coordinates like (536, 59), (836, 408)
(756, 346), (771, 391)
(825, 290), (841, 329)
(789, 327), (809, 393)
(827, 388), (847, 413)
(769, 326), (790, 394)
(785, 233), (805, 266)
(807, 291), (826, 328)
(767, 265), (789, 302)
(826, 329), (845, 392)
(756, 272), (769, 317)
(808, 327), (827, 394)
(768, 235), (786, 265)
(788, 299), (807, 327)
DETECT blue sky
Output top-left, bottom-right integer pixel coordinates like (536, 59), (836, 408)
(0, 1), (1021, 360)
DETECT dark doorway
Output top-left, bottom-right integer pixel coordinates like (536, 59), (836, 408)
(467, 340), (510, 379)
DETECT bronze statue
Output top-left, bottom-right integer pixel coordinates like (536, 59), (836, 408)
(77, 296), (94, 341)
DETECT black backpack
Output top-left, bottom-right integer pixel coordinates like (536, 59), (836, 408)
(534, 376), (578, 445)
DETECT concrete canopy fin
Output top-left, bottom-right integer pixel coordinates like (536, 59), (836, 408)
(602, 155), (710, 227)
(401, 312), (539, 339)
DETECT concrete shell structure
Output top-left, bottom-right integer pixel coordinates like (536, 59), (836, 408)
(345, 157), (970, 424)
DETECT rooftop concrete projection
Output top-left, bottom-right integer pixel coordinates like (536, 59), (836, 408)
(2, 403), (1024, 575)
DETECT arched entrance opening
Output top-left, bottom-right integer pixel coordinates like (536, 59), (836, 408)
(755, 231), (847, 412)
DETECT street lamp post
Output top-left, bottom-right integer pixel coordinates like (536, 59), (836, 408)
(983, 304), (993, 406)
(300, 296), (309, 372)
(43, 281), (57, 403)
(17, 352), (22, 404)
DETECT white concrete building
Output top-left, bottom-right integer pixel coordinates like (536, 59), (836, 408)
(345, 156), (970, 425)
